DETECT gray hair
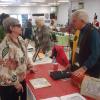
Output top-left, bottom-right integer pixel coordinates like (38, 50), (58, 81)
(72, 9), (89, 23)
(3, 17), (20, 33)
(35, 17), (44, 24)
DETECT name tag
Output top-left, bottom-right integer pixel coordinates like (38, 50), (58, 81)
(76, 47), (80, 54)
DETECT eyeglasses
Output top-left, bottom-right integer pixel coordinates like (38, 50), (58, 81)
(13, 24), (21, 27)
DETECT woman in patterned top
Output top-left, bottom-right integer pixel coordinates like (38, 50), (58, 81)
(0, 17), (33, 100)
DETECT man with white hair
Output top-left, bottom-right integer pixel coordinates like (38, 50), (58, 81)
(70, 9), (100, 78)
(34, 17), (51, 53)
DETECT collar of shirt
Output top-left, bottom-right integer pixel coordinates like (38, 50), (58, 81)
(80, 23), (91, 33)
(78, 23), (90, 47)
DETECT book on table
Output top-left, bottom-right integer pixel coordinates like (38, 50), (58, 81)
(41, 93), (86, 100)
(29, 77), (51, 89)
(80, 75), (100, 99)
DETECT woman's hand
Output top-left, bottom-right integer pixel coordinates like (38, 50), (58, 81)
(27, 64), (37, 74)
(15, 82), (23, 93)
(27, 64), (33, 69)
(17, 72), (26, 80)
(0, 75), (12, 85)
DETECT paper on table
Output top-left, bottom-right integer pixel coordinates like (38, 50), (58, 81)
(41, 93), (86, 100)
(29, 78), (51, 89)
(60, 93), (86, 100)
(33, 57), (52, 65)
(80, 75), (100, 99)
(41, 97), (59, 100)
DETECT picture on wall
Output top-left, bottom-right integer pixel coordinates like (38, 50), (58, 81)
(21, 14), (28, 26)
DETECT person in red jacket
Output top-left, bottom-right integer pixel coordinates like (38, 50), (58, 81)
(92, 13), (99, 29)
(51, 45), (69, 67)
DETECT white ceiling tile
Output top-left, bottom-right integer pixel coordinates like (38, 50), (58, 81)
(0, 0), (71, 6)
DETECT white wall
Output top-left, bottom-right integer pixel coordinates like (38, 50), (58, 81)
(1, 0), (100, 25)
(0, 6), (51, 25)
(0, 6), (50, 14)
(57, 3), (69, 25)
(57, 0), (100, 25)
(70, 0), (100, 22)
(84, 0), (100, 22)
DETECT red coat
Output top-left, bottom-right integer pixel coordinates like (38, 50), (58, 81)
(52, 45), (69, 67)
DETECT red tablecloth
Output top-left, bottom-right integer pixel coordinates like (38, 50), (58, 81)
(26, 63), (94, 100)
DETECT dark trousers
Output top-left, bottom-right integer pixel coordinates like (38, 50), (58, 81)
(19, 80), (27, 100)
(0, 80), (27, 100)
(0, 86), (18, 100)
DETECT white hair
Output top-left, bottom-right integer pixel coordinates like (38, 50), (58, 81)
(72, 9), (89, 23)
(35, 17), (44, 23)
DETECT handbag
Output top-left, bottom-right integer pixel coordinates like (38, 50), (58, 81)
(50, 70), (71, 80)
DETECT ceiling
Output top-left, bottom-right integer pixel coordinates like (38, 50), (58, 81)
(0, 0), (71, 7)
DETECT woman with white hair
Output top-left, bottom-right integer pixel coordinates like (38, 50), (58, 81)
(0, 17), (33, 100)
(69, 9), (100, 79)
(34, 17), (51, 53)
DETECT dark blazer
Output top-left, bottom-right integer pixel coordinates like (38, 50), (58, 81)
(76, 24), (100, 78)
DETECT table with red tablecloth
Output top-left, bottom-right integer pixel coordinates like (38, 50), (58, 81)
(26, 63), (94, 100)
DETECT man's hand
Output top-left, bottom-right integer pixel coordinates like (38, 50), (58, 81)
(72, 67), (86, 79)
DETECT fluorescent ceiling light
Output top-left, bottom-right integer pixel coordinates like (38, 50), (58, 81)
(0, 2), (12, 4)
(48, 3), (60, 6)
(30, 0), (45, 2)
(20, 3), (37, 6)
(0, 0), (15, 1)
(24, 3), (37, 5)
(0, 4), (8, 6)
(20, 5), (30, 6)
(58, 0), (69, 2)
(40, 4), (50, 7)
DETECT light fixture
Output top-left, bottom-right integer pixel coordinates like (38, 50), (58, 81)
(30, 0), (45, 2)
(24, 2), (37, 5)
(20, 4), (30, 6)
(0, 4), (9, 6)
(40, 4), (50, 7)
(48, 3), (60, 6)
(0, 2), (12, 4)
(58, 0), (69, 3)
(0, 0), (16, 1)
(20, 3), (37, 6)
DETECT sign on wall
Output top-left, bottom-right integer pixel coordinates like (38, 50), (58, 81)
(21, 14), (28, 26)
